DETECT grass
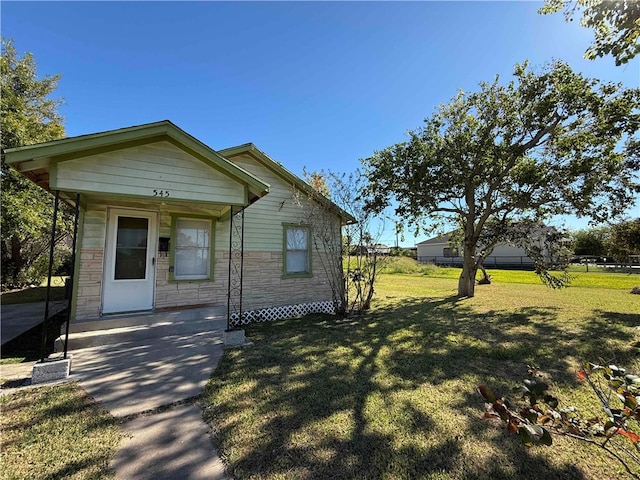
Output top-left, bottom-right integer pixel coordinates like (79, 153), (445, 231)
(378, 257), (640, 290)
(0, 382), (121, 480)
(1, 276), (67, 305)
(203, 272), (640, 480)
(0, 355), (38, 366)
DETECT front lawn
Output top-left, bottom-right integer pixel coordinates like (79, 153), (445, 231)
(378, 258), (640, 290)
(0, 383), (121, 480)
(1, 276), (68, 305)
(203, 273), (640, 479)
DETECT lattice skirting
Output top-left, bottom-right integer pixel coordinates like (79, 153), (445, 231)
(230, 301), (335, 326)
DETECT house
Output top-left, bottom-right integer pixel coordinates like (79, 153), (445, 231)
(368, 244), (391, 255)
(4, 121), (353, 334)
(416, 230), (566, 268)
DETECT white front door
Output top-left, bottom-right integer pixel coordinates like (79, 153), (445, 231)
(103, 208), (157, 314)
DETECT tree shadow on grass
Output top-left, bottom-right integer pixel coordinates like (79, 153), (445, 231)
(1, 383), (119, 479)
(204, 296), (639, 479)
(573, 310), (640, 368)
(207, 315), (467, 479)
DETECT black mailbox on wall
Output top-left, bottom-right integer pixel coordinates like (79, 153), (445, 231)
(159, 237), (170, 253)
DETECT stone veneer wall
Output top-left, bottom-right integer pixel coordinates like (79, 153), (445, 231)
(74, 248), (104, 320)
(153, 254), (228, 309)
(72, 218), (335, 319)
(154, 250), (334, 313)
(241, 251), (334, 311)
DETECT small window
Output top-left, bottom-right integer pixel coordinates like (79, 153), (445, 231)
(174, 218), (212, 280)
(284, 225), (311, 276)
(443, 247), (459, 258)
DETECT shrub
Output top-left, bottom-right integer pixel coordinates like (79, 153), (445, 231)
(479, 363), (640, 478)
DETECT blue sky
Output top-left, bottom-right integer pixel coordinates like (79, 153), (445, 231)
(3, 1), (638, 246)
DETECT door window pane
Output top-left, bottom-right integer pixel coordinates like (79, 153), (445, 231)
(114, 217), (148, 280)
(175, 218), (211, 279)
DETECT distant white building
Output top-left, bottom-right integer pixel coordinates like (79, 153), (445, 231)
(416, 230), (567, 268)
(367, 244), (391, 255)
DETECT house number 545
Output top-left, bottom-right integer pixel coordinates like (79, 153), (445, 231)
(153, 189), (170, 198)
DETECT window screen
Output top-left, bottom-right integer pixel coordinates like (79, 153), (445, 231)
(285, 226), (309, 274)
(175, 218), (211, 280)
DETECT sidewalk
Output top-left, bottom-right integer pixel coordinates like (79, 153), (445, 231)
(1, 313), (230, 479)
(69, 323), (229, 480)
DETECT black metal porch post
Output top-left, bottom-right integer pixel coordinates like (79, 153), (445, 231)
(239, 208), (245, 323)
(63, 193), (80, 359)
(40, 190), (60, 362)
(226, 206), (245, 330)
(226, 207), (233, 331)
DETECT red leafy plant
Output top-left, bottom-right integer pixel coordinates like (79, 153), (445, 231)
(479, 363), (640, 478)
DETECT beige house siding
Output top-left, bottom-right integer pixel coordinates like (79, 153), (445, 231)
(228, 154), (308, 252)
(154, 255), (227, 309)
(55, 141), (246, 204)
(417, 241), (535, 266)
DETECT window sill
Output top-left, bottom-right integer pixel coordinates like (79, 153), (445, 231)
(169, 277), (213, 283)
(281, 273), (313, 279)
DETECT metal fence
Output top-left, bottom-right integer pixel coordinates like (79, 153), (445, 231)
(417, 256), (535, 269)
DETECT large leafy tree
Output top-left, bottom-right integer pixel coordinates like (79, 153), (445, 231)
(607, 218), (640, 262)
(1, 38), (68, 287)
(363, 61), (640, 298)
(571, 227), (609, 257)
(540, 0), (640, 65)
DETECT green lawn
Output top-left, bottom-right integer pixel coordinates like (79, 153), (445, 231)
(379, 258), (640, 290)
(0, 276), (67, 305)
(0, 383), (121, 480)
(203, 272), (640, 480)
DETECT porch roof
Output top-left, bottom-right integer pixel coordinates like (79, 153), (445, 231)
(4, 120), (270, 205)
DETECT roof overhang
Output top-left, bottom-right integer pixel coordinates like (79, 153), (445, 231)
(4, 120), (270, 205)
(220, 143), (357, 225)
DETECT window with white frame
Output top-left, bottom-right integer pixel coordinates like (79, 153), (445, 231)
(284, 225), (311, 275)
(174, 218), (212, 280)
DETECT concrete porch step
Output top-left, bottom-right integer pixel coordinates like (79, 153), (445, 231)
(57, 306), (227, 351)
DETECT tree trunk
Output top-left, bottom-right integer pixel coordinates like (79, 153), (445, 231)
(10, 236), (22, 284)
(458, 249), (477, 297)
(362, 253), (378, 311)
(477, 263), (492, 284)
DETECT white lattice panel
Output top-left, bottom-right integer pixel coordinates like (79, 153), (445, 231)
(229, 301), (334, 326)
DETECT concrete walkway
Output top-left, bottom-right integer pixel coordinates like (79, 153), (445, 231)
(71, 319), (229, 479)
(1, 300), (67, 345)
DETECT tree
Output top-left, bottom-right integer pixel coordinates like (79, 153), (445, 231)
(539, 0), (640, 66)
(363, 61), (640, 298)
(294, 170), (386, 316)
(303, 168), (331, 199)
(608, 218), (640, 262)
(571, 227), (609, 256)
(1, 38), (69, 287)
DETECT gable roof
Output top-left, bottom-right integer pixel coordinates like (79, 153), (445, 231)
(416, 233), (453, 246)
(219, 143), (356, 225)
(4, 120), (270, 202)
